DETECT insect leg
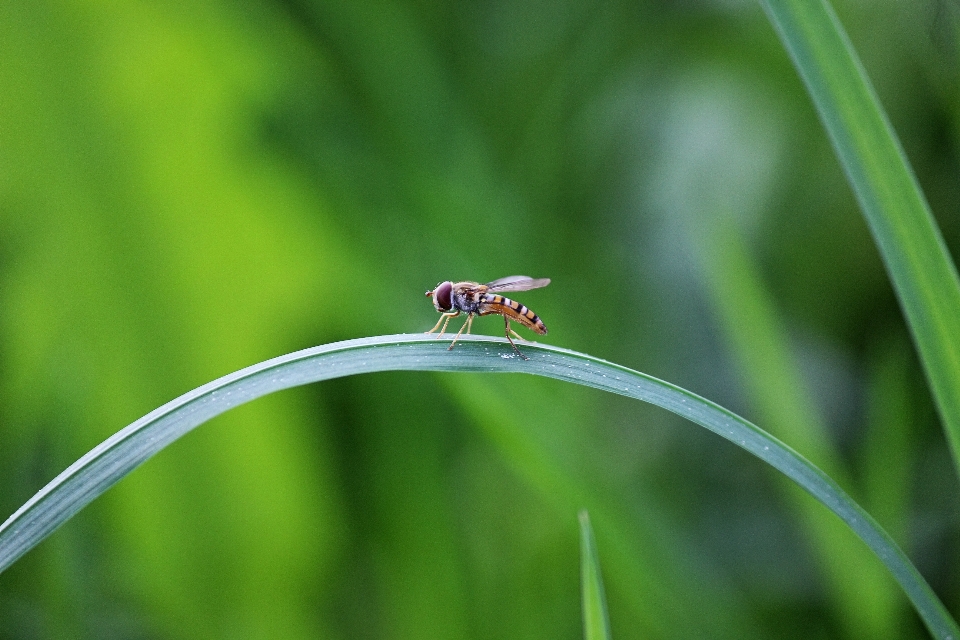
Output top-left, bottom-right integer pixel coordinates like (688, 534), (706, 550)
(447, 314), (474, 351)
(427, 311), (459, 337)
(508, 327), (526, 342)
(439, 314), (456, 337)
(503, 317), (528, 360)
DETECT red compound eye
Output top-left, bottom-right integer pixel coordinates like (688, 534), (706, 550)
(433, 281), (453, 311)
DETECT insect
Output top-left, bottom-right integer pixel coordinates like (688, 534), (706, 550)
(425, 275), (550, 360)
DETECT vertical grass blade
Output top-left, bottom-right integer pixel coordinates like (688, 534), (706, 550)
(761, 0), (960, 471)
(579, 510), (613, 640)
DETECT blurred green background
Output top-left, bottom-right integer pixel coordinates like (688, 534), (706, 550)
(1, 0), (959, 638)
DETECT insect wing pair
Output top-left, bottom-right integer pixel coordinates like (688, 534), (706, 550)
(425, 275), (550, 359)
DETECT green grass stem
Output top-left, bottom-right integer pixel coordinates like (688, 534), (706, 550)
(580, 510), (613, 640)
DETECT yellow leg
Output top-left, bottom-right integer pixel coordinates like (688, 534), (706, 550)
(427, 311), (459, 337)
(503, 318), (528, 360)
(508, 327), (525, 342)
(447, 314), (474, 350)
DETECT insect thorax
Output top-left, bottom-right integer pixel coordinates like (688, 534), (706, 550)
(452, 288), (483, 314)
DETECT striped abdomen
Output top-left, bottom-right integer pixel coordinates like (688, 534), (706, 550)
(480, 294), (548, 335)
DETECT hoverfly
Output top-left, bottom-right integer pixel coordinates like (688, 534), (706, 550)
(425, 275), (550, 360)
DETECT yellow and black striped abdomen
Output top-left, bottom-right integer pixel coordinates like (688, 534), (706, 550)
(480, 294), (548, 335)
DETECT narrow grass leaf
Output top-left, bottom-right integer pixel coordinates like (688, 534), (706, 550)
(761, 0), (960, 472)
(0, 334), (955, 637)
(580, 510), (613, 640)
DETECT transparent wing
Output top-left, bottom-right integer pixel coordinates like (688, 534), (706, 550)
(484, 275), (551, 293)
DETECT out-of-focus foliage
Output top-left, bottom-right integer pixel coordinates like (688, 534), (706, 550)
(0, 0), (957, 638)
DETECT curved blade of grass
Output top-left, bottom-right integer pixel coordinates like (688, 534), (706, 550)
(698, 220), (900, 637)
(0, 334), (956, 637)
(761, 0), (960, 472)
(579, 510), (613, 640)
